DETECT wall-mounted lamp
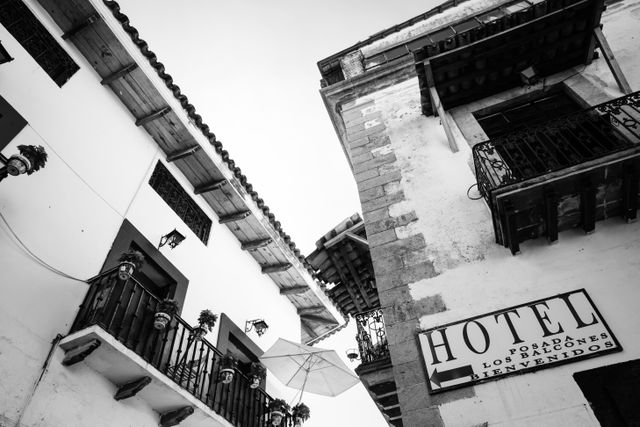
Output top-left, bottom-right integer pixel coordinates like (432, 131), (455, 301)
(245, 319), (269, 337)
(346, 348), (360, 362)
(0, 145), (48, 183)
(159, 229), (186, 249)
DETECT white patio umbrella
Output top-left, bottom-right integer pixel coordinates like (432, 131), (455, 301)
(260, 338), (359, 399)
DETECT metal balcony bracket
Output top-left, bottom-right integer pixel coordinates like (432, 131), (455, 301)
(261, 263), (292, 274)
(159, 406), (194, 427)
(218, 210), (251, 224)
(194, 179), (227, 195)
(622, 162), (639, 223)
(280, 285), (308, 295)
(62, 339), (101, 366)
(580, 179), (597, 234)
(100, 63), (139, 86)
(62, 14), (100, 40)
(114, 376), (151, 401)
(135, 107), (171, 127)
(544, 187), (559, 244)
(166, 145), (201, 163)
(241, 238), (272, 251)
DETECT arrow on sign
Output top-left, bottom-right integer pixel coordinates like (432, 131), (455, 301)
(430, 365), (475, 388)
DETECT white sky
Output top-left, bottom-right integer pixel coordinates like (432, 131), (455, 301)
(117, 1), (442, 425)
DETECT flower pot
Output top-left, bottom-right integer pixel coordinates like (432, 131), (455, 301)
(118, 261), (136, 281)
(7, 154), (31, 176)
(219, 368), (234, 384)
(270, 410), (284, 426)
(154, 312), (171, 330)
(294, 417), (304, 427)
(192, 326), (207, 341)
(249, 375), (261, 389)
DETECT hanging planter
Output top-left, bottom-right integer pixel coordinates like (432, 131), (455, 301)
(117, 250), (145, 281)
(248, 362), (266, 389)
(154, 298), (179, 330)
(292, 403), (311, 427)
(218, 353), (237, 384)
(6, 145), (47, 176)
(268, 399), (290, 426)
(192, 309), (218, 341)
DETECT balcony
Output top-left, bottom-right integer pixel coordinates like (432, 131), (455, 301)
(61, 269), (292, 427)
(355, 309), (390, 365)
(473, 91), (640, 254)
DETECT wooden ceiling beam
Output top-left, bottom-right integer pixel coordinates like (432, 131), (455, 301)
(327, 249), (365, 312)
(241, 238), (272, 251)
(62, 13), (100, 40)
(339, 245), (373, 307)
(300, 313), (337, 325)
(100, 63), (138, 86)
(166, 145), (201, 162)
(297, 305), (326, 316)
(280, 285), (308, 295)
(135, 107), (171, 127)
(345, 231), (369, 248)
(218, 210), (251, 223)
(194, 179), (227, 195)
(261, 263), (292, 274)
(324, 221), (366, 249)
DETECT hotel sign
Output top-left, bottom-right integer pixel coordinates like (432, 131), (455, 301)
(418, 289), (621, 393)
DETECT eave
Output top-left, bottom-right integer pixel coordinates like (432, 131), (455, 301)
(36, 0), (344, 343)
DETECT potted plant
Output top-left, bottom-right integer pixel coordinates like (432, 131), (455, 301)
(292, 403), (311, 427)
(154, 298), (179, 330)
(268, 398), (290, 426)
(218, 353), (237, 384)
(192, 309), (218, 340)
(6, 145), (48, 176)
(248, 362), (266, 389)
(117, 250), (145, 281)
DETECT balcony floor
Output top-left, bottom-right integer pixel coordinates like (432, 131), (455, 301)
(60, 325), (234, 427)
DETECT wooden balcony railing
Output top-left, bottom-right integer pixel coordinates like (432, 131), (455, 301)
(355, 308), (390, 364)
(473, 91), (640, 254)
(71, 269), (292, 427)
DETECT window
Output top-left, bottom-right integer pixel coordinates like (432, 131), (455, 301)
(148, 161), (212, 244)
(0, 0), (79, 86)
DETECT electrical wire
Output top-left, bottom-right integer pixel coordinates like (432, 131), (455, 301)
(0, 209), (86, 283)
(466, 183), (483, 200)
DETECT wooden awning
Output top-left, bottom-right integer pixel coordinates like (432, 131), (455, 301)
(415, 0), (605, 114)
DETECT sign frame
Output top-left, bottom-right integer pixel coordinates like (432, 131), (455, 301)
(416, 289), (622, 394)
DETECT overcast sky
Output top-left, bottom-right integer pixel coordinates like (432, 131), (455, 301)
(118, 1), (441, 425)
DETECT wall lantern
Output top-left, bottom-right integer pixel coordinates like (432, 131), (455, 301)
(0, 41), (13, 65)
(159, 229), (186, 249)
(245, 319), (269, 337)
(346, 349), (360, 362)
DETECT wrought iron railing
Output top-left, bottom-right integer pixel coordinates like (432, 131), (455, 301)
(355, 308), (389, 364)
(71, 269), (292, 427)
(473, 91), (640, 202)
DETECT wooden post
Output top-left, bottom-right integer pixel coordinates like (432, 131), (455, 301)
(425, 62), (459, 153)
(593, 27), (632, 94)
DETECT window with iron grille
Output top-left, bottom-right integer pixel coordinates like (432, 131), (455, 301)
(0, 0), (79, 87)
(149, 161), (211, 244)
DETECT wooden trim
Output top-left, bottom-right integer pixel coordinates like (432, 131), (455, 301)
(261, 263), (292, 274)
(297, 305), (325, 316)
(241, 238), (272, 251)
(300, 313), (337, 325)
(280, 285), (308, 295)
(218, 210), (251, 224)
(345, 232), (369, 248)
(194, 179), (227, 195)
(427, 64), (459, 153)
(324, 221), (365, 248)
(166, 145), (201, 162)
(61, 13), (100, 40)
(593, 27), (632, 94)
(100, 63), (139, 85)
(135, 107), (172, 127)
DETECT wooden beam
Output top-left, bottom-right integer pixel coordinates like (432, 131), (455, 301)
(114, 376), (151, 401)
(327, 249), (365, 312)
(194, 179), (227, 195)
(135, 107), (171, 127)
(297, 305), (325, 316)
(166, 145), (201, 162)
(261, 263), (292, 274)
(426, 62), (459, 153)
(218, 210), (251, 223)
(100, 63), (138, 85)
(62, 339), (101, 366)
(339, 246), (373, 307)
(300, 313), (337, 324)
(159, 406), (194, 427)
(593, 27), (632, 94)
(345, 232), (369, 248)
(241, 238), (272, 251)
(280, 285), (309, 295)
(62, 14), (100, 40)
(324, 221), (365, 249)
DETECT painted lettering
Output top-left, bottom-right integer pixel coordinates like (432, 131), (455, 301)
(425, 328), (456, 365)
(529, 302), (564, 337)
(494, 309), (524, 345)
(462, 320), (490, 354)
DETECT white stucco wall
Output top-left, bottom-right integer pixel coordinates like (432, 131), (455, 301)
(343, 0), (640, 425)
(0, 1), (300, 425)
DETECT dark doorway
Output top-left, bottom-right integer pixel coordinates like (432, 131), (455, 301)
(574, 359), (640, 427)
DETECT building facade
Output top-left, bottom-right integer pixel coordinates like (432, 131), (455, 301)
(318, 0), (640, 425)
(0, 0), (344, 426)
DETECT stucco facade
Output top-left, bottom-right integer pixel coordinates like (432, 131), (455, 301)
(319, 0), (640, 425)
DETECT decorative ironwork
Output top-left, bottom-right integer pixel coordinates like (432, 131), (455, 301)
(72, 269), (294, 427)
(473, 91), (640, 203)
(355, 308), (389, 364)
(149, 162), (212, 245)
(0, 0), (79, 86)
